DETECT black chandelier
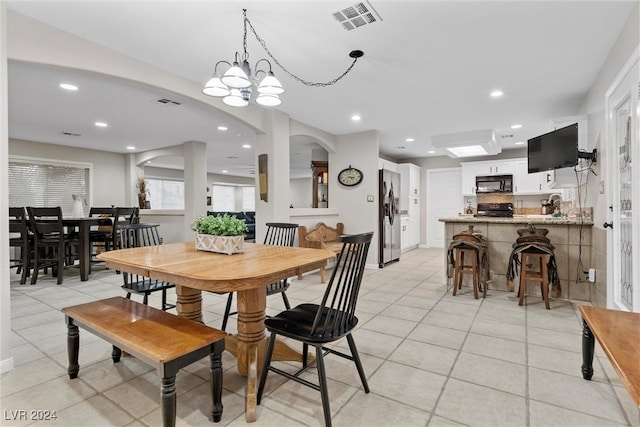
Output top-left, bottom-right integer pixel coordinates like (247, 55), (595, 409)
(202, 9), (364, 107)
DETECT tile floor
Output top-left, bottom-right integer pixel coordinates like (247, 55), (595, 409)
(2, 248), (636, 426)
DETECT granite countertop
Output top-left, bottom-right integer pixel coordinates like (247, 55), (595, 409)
(439, 215), (593, 226)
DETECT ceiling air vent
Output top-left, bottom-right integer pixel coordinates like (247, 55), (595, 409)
(332, 1), (382, 31)
(155, 98), (182, 106)
(61, 131), (81, 136)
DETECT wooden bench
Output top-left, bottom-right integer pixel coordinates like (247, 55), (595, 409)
(62, 297), (226, 427)
(579, 306), (640, 409)
(298, 222), (344, 283)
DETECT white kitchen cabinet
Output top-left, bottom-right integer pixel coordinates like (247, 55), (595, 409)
(513, 159), (544, 194)
(460, 160), (514, 195)
(408, 196), (420, 248)
(400, 216), (410, 251)
(399, 163), (421, 212)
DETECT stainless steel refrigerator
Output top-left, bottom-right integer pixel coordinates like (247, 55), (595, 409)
(379, 169), (401, 267)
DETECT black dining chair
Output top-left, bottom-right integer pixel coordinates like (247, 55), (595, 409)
(112, 207), (139, 250)
(88, 207), (117, 261)
(221, 222), (298, 331)
(9, 207), (33, 284)
(27, 206), (79, 285)
(257, 232), (373, 427)
(118, 223), (175, 311)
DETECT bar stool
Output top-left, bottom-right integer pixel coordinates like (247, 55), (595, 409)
(453, 245), (480, 299)
(518, 250), (550, 309)
(448, 225), (487, 299)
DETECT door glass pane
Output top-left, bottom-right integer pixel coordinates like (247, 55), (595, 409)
(616, 97), (633, 310)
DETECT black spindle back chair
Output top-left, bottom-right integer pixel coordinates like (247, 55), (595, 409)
(118, 223), (175, 311)
(257, 232), (373, 427)
(221, 222), (299, 331)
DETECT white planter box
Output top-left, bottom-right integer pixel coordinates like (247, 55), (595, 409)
(195, 234), (244, 255)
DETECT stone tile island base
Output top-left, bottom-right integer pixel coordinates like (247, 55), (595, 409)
(440, 217), (593, 301)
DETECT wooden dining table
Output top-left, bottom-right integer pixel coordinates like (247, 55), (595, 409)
(63, 217), (105, 281)
(98, 241), (336, 422)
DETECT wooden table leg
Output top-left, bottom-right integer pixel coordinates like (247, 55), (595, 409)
(175, 286), (203, 323)
(581, 318), (595, 380)
(236, 287), (266, 423)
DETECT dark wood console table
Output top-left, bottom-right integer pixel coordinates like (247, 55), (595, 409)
(579, 305), (640, 408)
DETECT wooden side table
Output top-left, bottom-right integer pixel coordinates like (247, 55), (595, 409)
(579, 305), (640, 408)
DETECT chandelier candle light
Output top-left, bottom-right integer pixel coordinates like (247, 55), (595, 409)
(202, 9), (364, 107)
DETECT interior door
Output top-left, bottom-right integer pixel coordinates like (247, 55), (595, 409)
(427, 168), (462, 248)
(606, 49), (639, 312)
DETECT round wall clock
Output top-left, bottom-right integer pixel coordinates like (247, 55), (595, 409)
(337, 165), (363, 187)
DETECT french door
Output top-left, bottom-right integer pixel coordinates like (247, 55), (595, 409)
(606, 47), (639, 312)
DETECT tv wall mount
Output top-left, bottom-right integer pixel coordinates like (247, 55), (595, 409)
(578, 149), (597, 163)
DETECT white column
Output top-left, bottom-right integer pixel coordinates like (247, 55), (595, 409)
(183, 140), (207, 240)
(0, 2), (15, 373)
(254, 109), (290, 242)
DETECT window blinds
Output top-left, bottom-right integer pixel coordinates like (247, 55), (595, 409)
(8, 161), (90, 216)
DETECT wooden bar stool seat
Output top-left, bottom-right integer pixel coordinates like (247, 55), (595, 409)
(453, 246), (480, 299)
(518, 251), (550, 309)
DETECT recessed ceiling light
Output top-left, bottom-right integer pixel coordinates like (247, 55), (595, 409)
(351, 114), (361, 121)
(490, 90), (503, 98)
(242, 144), (251, 149)
(126, 146), (136, 150)
(511, 124), (522, 129)
(515, 141), (525, 145)
(222, 170), (228, 173)
(428, 150), (436, 154)
(59, 83), (78, 91)
(146, 161), (151, 164)
(217, 126), (228, 131)
(94, 122), (108, 127)
(405, 138), (415, 142)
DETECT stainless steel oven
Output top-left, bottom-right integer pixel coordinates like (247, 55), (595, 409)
(475, 174), (513, 194)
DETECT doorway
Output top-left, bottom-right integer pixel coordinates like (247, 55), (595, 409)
(426, 168), (462, 248)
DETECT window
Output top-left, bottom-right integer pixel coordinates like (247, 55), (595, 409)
(242, 187), (255, 211)
(146, 178), (185, 209)
(211, 184), (255, 211)
(9, 158), (91, 216)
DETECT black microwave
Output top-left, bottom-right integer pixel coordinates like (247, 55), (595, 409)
(476, 174), (513, 194)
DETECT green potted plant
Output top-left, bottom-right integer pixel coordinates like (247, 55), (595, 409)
(190, 214), (248, 255)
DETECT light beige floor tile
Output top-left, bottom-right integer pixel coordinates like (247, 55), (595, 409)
(388, 339), (458, 375)
(334, 391), (431, 426)
(529, 400), (626, 426)
(0, 357), (67, 398)
(528, 343), (585, 379)
(422, 310), (475, 332)
(359, 314), (417, 338)
(368, 360), (446, 412)
(462, 333), (526, 364)
(407, 323), (467, 350)
(450, 351), (527, 396)
(528, 367), (628, 423)
(527, 325), (582, 353)
(379, 303), (429, 322)
(41, 395), (134, 426)
(470, 317), (526, 342)
(428, 415), (467, 426)
(435, 378), (527, 426)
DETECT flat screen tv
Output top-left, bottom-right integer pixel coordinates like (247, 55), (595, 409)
(527, 123), (578, 173)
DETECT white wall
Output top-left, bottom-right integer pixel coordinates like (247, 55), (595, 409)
(1, 2), (13, 373)
(9, 138), (127, 207)
(577, 3), (639, 227)
(331, 131), (380, 267)
(290, 177), (312, 209)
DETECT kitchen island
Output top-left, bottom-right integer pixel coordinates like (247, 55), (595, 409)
(439, 215), (593, 301)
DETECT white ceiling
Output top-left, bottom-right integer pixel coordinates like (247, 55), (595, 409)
(6, 1), (637, 178)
